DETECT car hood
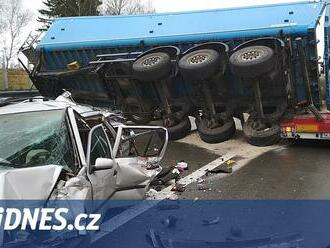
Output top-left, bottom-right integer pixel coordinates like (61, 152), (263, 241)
(0, 165), (62, 200)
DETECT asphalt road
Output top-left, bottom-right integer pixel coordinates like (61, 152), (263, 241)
(176, 140), (330, 199)
(95, 140), (330, 248)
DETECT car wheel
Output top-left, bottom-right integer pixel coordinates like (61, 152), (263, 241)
(132, 52), (172, 82)
(179, 49), (222, 81)
(196, 117), (236, 144)
(243, 117), (281, 147)
(229, 46), (275, 78)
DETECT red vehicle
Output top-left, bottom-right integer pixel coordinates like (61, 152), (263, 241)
(281, 112), (330, 140)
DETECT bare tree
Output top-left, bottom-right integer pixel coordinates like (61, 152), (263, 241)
(0, 0), (32, 89)
(0, 0), (5, 33)
(103, 0), (155, 15)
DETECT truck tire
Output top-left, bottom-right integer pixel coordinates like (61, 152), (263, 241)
(132, 52), (172, 82)
(196, 118), (236, 144)
(179, 49), (222, 81)
(229, 46), (275, 78)
(125, 97), (153, 124)
(243, 117), (281, 147)
(167, 117), (191, 140)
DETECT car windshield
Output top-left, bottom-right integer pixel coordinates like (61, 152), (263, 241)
(0, 110), (75, 172)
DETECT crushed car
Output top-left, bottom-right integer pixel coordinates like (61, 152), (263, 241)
(0, 92), (168, 200)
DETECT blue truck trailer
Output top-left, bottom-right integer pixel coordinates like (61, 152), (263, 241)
(21, 0), (330, 146)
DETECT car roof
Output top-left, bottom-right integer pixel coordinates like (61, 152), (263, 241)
(0, 97), (101, 117)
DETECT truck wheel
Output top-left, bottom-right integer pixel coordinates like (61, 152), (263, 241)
(229, 46), (275, 78)
(179, 49), (222, 81)
(125, 97), (153, 124)
(243, 117), (280, 146)
(196, 118), (236, 144)
(167, 117), (191, 140)
(133, 52), (172, 82)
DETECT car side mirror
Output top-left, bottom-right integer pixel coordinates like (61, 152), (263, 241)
(92, 158), (114, 172)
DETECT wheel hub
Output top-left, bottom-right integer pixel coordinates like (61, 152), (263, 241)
(188, 54), (208, 64)
(142, 56), (161, 67)
(241, 50), (262, 61)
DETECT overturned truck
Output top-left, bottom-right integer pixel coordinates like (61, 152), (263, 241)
(21, 0), (329, 146)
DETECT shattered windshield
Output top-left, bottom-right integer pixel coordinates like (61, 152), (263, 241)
(0, 110), (75, 172)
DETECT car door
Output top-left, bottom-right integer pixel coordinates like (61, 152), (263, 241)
(111, 125), (168, 199)
(86, 124), (117, 199)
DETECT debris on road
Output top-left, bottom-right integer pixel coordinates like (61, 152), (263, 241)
(154, 167), (181, 185)
(207, 163), (233, 174)
(176, 161), (189, 171)
(197, 178), (208, 190)
(202, 217), (220, 226)
(171, 183), (186, 192)
(226, 159), (236, 167)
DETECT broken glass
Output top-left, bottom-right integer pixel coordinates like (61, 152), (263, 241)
(0, 110), (75, 172)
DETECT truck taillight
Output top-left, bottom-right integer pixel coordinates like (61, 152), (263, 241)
(285, 127), (292, 133)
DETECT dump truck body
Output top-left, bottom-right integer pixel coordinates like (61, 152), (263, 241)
(21, 1), (330, 143)
(25, 1), (324, 106)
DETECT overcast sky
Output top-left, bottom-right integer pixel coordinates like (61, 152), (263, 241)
(23, 0), (305, 16)
(21, 0), (306, 31)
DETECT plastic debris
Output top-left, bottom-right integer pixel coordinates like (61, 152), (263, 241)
(159, 168), (181, 185)
(202, 217), (220, 226)
(226, 160), (236, 167)
(176, 161), (188, 172)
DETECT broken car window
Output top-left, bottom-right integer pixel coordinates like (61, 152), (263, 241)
(117, 128), (166, 158)
(89, 126), (111, 165)
(0, 110), (75, 172)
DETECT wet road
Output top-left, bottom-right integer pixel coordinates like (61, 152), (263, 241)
(165, 140), (330, 200)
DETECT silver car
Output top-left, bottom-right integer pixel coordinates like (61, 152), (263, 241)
(0, 93), (168, 200)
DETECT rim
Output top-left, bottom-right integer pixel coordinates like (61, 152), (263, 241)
(241, 50), (262, 61)
(188, 54), (209, 65)
(142, 56), (161, 67)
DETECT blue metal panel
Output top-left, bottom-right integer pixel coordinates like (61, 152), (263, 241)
(37, 1), (325, 51)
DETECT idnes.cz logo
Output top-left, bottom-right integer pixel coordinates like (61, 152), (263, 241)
(0, 207), (101, 231)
